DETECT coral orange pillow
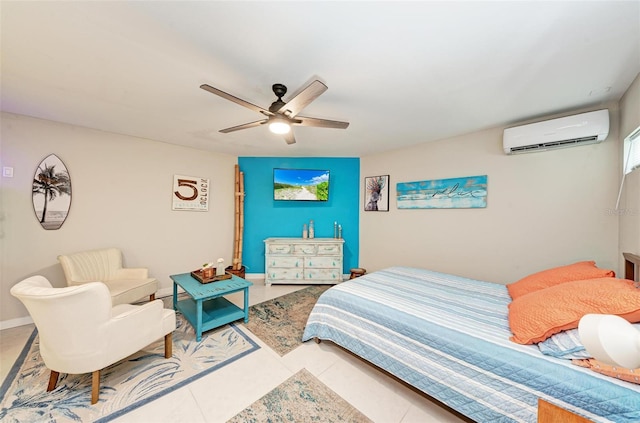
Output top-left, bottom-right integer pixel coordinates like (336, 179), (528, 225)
(572, 358), (640, 385)
(507, 261), (615, 300)
(508, 277), (640, 344)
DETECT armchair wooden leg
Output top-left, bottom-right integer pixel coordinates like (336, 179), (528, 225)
(150, 293), (156, 301)
(91, 370), (100, 404)
(164, 333), (172, 358)
(47, 370), (59, 391)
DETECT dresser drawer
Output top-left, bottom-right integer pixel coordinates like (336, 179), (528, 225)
(306, 268), (342, 281)
(317, 243), (342, 255)
(267, 268), (304, 281)
(266, 256), (302, 268)
(305, 256), (341, 268)
(267, 243), (292, 254)
(293, 244), (316, 255)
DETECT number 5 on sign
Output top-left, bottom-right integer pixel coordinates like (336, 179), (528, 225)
(172, 175), (210, 211)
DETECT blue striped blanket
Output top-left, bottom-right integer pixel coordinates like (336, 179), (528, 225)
(302, 267), (640, 423)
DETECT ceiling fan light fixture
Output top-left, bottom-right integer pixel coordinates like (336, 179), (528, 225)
(269, 117), (291, 134)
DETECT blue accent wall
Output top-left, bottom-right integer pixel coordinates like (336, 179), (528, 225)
(238, 157), (360, 274)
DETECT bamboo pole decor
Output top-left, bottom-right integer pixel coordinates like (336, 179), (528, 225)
(235, 170), (245, 270)
(232, 165), (240, 268)
(230, 164), (245, 273)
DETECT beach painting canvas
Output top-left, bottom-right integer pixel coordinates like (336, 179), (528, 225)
(396, 175), (487, 209)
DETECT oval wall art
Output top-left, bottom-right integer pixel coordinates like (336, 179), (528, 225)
(32, 154), (72, 230)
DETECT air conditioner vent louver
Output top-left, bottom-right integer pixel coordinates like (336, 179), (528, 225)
(509, 135), (600, 153)
(503, 109), (609, 155)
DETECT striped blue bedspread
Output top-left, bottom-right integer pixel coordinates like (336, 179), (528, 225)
(302, 267), (640, 423)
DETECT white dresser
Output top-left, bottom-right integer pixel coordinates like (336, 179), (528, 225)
(264, 238), (344, 285)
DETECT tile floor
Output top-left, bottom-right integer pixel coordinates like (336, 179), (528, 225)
(0, 279), (466, 423)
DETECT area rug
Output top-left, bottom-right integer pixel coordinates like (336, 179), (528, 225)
(243, 285), (331, 356)
(0, 314), (259, 423)
(228, 368), (372, 423)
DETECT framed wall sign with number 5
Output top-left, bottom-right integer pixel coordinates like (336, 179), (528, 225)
(172, 175), (210, 211)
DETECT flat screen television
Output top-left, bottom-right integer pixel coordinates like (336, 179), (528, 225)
(273, 168), (330, 201)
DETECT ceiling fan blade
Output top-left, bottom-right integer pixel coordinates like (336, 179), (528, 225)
(219, 119), (268, 133)
(284, 130), (296, 145)
(295, 116), (350, 129)
(200, 84), (271, 116)
(277, 80), (327, 117)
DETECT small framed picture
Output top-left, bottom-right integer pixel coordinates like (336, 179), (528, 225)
(172, 175), (210, 211)
(364, 175), (389, 212)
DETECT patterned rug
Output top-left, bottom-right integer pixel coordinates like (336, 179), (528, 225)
(0, 314), (259, 423)
(243, 285), (331, 356)
(228, 369), (372, 423)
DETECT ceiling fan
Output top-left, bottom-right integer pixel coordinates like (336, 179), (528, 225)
(200, 80), (349, 145)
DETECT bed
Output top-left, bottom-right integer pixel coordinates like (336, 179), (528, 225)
(302, 255), (640, 423)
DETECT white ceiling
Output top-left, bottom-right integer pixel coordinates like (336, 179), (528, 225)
(2, 1), (639, 157)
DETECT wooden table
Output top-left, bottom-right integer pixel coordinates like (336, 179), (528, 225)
(170, 272), (252, 341)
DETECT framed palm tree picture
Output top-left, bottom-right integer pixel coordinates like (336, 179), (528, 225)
(32, 154), (72, 230)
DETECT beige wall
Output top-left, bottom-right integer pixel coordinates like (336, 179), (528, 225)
(3, 77), (636, 325)
(0, 113), (237, 326)
(360, 103), (621, 284)
(618, 73), (640, 262)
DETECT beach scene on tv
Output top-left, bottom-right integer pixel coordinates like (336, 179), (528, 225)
(274, 169), (329, 201)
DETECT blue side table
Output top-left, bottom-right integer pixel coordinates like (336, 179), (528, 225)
(170, 273), (253, 341)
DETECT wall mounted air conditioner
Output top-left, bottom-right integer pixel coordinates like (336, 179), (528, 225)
(503, 109), (609, 155)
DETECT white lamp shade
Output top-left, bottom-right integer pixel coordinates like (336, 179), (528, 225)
(578, 314), (640, 369)
(268, 118), (291, 134)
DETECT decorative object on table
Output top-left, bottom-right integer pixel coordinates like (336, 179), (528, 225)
(202, 262), (214, 279)
(0, 309), (258, 423)
(338, 224), (342, 239)
(349, 268), (367, 279)
(172, 174), (209, 211)
(396, 175), (487, 209)
(303, 223), (308, 238)
(190, 269), (232, 284)
(309, 219), (315, 238)
(334, 221), (338, 238)
(216, 258), (226, 276)
(243, 285), (331, 356)
(227, 369), (372, 423)
(227, 164), (246, 278)
(364, 175), (389, 212)
(32, 153), (72, 230)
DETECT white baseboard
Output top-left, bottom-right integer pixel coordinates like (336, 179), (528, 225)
(1, 316), (34, 330)
(244, 273), (265, 281)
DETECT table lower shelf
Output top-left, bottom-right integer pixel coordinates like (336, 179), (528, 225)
(176, 296), (246, 340)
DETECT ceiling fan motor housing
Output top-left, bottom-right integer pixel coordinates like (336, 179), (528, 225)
(272, 83), (287, 98)
(269, 83), (288, 113)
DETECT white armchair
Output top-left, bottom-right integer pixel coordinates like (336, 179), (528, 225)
(58, 247), (158, 305)
(10, 275), (176, 404)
